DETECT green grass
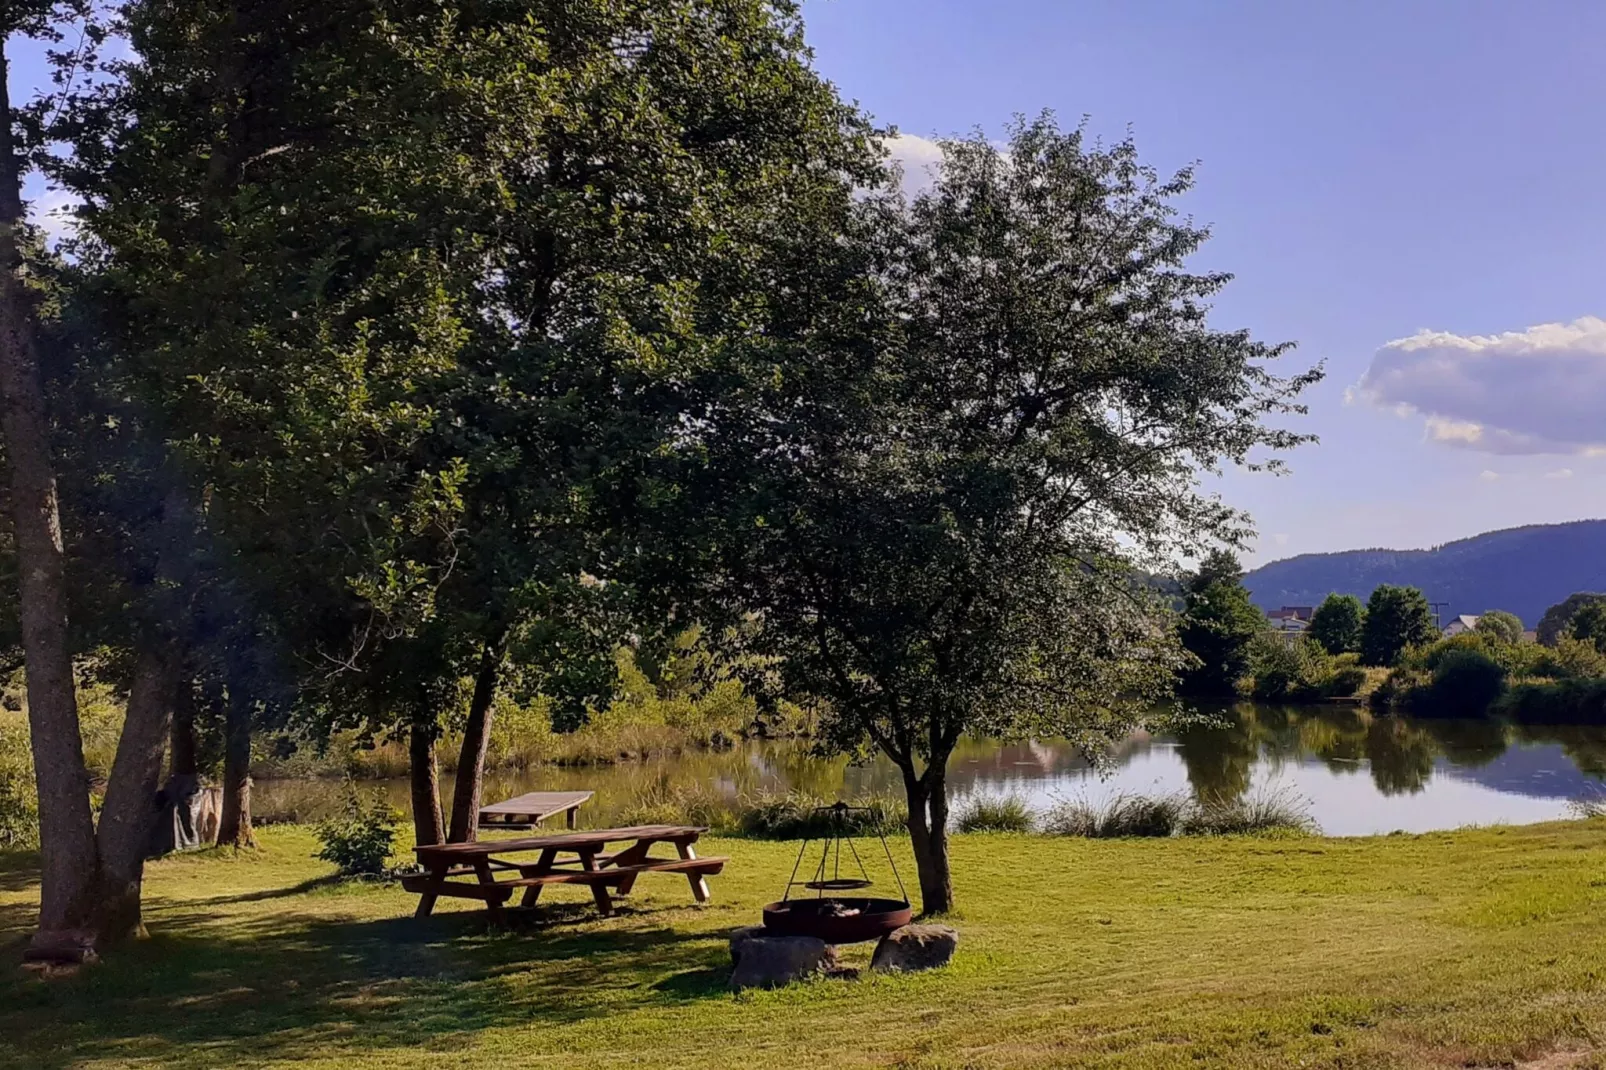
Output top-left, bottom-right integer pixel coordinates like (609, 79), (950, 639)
(8, 822), (1606, 1068)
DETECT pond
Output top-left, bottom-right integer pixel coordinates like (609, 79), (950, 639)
(253, 704), (1606, 837)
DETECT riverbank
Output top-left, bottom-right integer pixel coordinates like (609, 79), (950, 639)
(7, 821), (1606, 1069)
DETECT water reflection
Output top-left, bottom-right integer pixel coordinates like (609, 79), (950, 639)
(253, 705), (1606, 837)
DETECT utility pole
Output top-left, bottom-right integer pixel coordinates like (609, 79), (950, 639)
(1429, 601), (1451, 631)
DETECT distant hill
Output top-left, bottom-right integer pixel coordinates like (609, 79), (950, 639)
(1243, 520), (1606, 628)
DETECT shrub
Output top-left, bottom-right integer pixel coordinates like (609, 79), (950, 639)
(736, 790), (906, 839)
(1415, 632), (1497, 671)
(1370, 667), (1431, 710)
(1425, 648), (1508, 716)
(1249, 635), (1329, 701)
(955, 794), (1033, 833)
(1322, 666), (1369, 698)
(314, 781), (400, 876)
(0, 711), (38, 850)
(1495, 678), (1606, 725)
(1040, 792), (1188, 838)
(616, 780), (737, 831)
(1181, 787), (1316, 836)
(1534, 637), (1606, 680)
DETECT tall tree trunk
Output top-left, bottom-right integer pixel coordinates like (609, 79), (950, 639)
(169, 674), (198, 777)
(93, 645), (178, 943)
(409, 720), (444, 847)
(447, 639), (503, 843)
(0, 42), (98, 946)
(900, 763), (955, 916)
(217, 682), (254, 848)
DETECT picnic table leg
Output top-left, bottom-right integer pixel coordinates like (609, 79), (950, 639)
(520, 848), (557, 908)
(578, 848), (614, 916)
(605, 839), (653, 896)
(414, 861), (447, 918)
(676, 841), (711, 904)
(472, 858), (507, 925)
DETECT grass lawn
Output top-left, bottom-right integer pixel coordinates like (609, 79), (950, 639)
(6, 822), (1606, 1069)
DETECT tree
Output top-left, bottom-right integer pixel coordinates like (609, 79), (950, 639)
(1177, 550), (1266, 696)
(1308, 593), (1365, 654)
(67, 0), (884, 851)
(1361, 585), (1436, 666)
(710, 116), (1318, 913)
(0, 4), (95, 951)
(1538, 593), (1606, 647)
(0, 2), (188, 957)
(1474, 610), (1525, 646)
(1570, 602), (1606, 654)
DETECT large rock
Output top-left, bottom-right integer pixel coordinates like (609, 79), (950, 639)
(870, 923), (958, 973)
(729, 932), (841, 991)
(728, 925), (769, 965)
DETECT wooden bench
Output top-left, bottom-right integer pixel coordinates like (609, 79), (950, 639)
(409, 825), (725, 921)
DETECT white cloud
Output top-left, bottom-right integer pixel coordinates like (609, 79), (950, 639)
(1545, 467), (1574, 480)
(885, 133), (944, 198)
(1479, 470), (1500, 482)
(1272, 533), (1290, 546)
(1355, 316), (1606, 455)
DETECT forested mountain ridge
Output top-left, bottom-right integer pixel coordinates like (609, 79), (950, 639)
(1243, 520), (1606, 627)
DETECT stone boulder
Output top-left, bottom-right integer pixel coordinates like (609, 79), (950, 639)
(870, 923), (958, 973)
(727, 925), (769, 965)
(728, 932), (842, 991)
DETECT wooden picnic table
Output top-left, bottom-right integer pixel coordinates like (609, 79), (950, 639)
(404, 825), (725, 923)
(478, 790), (593, 831)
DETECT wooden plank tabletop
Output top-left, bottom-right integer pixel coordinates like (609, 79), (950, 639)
(415, 825), (707, 858)
(479, 790), (594, 819)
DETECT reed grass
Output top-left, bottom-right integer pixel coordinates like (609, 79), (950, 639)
(955, 793), (1034, 833)
(1038, 788), (1316, 838)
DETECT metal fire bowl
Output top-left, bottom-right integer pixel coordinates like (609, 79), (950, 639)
(761, 898), (913, 944)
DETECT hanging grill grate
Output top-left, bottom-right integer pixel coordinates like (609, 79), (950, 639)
(761, 802), (912, 944)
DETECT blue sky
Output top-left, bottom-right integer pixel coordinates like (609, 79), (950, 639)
(803, 0), (1606, 564)
(10, 4), (1606, 565)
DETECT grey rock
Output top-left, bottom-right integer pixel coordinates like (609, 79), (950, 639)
(727, 924), (769, 965)
(870, 923), (958, 973)
(729, 934), (841, 991)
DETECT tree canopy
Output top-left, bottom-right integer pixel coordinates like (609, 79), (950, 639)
(1308, 593), (1365, 655)
(1361, 585), (1436, 667)
(1, 7), (1321, 946)
(1474, 610), (1525, 646)
(705, 116), (1317, 912)
(1178, 550), (1266, 696)
(1540, 593), (1606, 647)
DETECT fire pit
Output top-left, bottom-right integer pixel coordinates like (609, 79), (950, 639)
(760, 802), (912, 944)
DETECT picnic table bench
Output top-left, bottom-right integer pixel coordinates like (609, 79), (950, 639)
(478, 790), (593, 831)
(404, 825), (725, 922)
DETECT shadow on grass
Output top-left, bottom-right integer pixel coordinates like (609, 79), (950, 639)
(0, 888), (737, 1070)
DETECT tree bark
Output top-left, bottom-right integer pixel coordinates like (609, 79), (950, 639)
(409, 720), (444, 847)
(169, 675), (198, 777)
(93, 645), (178, 943)
(447, 639), (503, 843)
(217, 682), (255, 848)
(0, 42), (98, 943)
(900, 762), (955, 916)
